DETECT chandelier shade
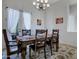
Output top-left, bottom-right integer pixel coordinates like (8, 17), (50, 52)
(33, 0), (50, 10)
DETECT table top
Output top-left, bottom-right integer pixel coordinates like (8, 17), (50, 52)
(16, 34), (52, 42)
(17, 35), (35, 41)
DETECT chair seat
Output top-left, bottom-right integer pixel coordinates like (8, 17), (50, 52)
(9, 42), (17, 45)
(10, 46), (18, 52)
(37, 33), (46, 38)
(46, 39), (57, 45)
(52, 38), (57, 42)
(29, 44), (44, 51)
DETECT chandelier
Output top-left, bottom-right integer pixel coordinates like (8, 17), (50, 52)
(33, 0), (50, 10)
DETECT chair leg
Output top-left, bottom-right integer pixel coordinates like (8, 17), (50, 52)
(17, 47), (19, 55)
(17, 43), (21, 54)
(35, 49), (36, 59)
(50, 42), (53, 55)
(44, 46), (47, 59)
(56, 42), (59, 52)
(29, 47), (31, 59)
(17, 44), (21, 57)
(7, 55), (10, 59)
(7, 57), (10, 59)
(52, 44), (54, 48)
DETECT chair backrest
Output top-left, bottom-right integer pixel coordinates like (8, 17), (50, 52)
(2, 29), (10, 53)
(11, 33), (16, 40)
(52, 29), (59, 36)
(52, 29), (59, 41)
(22, 29), (31, 36)
(53, 29), (59, 35)
(35, 29), (48, 42)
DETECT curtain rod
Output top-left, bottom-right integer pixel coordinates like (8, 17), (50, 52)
(5, 6), (23, 12)
(5, 6), (32, 14)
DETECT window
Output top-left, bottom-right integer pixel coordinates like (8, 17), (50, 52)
(67, 5), (77, 32)
(7, 8), (20, 33)
(67, 15), (77, 32)
(23, 12), (31, 29)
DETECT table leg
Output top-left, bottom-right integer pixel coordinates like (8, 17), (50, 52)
(50, 40), (53, 55)
(21, 47), (26, 59)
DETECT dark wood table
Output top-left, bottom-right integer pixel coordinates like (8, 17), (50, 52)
(16, 34), (52, 59)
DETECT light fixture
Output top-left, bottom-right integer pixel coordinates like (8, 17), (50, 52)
(37, 3), (39, 6)
(36, 6), (39, 9)
(41, 0), (43, 3)
(47, 4), (50, 7)
(45, 0), (48, 3)
(37, 0), (40, 2)
(43, 4), (46, 6)
(33, 2), (36, 5)
(33, 0), (50, 10)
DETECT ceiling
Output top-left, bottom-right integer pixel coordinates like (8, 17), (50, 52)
(68, 0), (77, 5)
(4, 0), (77, 11)
(33, 0), (77, 5)
(48, 0), (77, 5)
(5, 0), (77, 7)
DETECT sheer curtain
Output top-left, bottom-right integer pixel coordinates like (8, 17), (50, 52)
(23, 12), (31, 29)
(7, 8), (20, 33)
(67, 14), (77, 32)
(7, 8), (20, 40)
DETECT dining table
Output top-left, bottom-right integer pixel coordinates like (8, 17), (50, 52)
(16, 34), (52, 59)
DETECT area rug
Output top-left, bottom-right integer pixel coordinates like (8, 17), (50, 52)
(2, 44), (77, 59)
(51, 44), (77, 59)
(31, 44), (77, 59)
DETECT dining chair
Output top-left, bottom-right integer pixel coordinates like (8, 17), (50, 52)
(46, 29), (59, 55)
(52, 29), (59, 52)
(29, 29), (48, 59)
(11, 33), (22, 55)
(22, 29), (31, 56)
(50, 29), (59, 52)
(22, 29), (31, 36)
(2, 29), (20, 59)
